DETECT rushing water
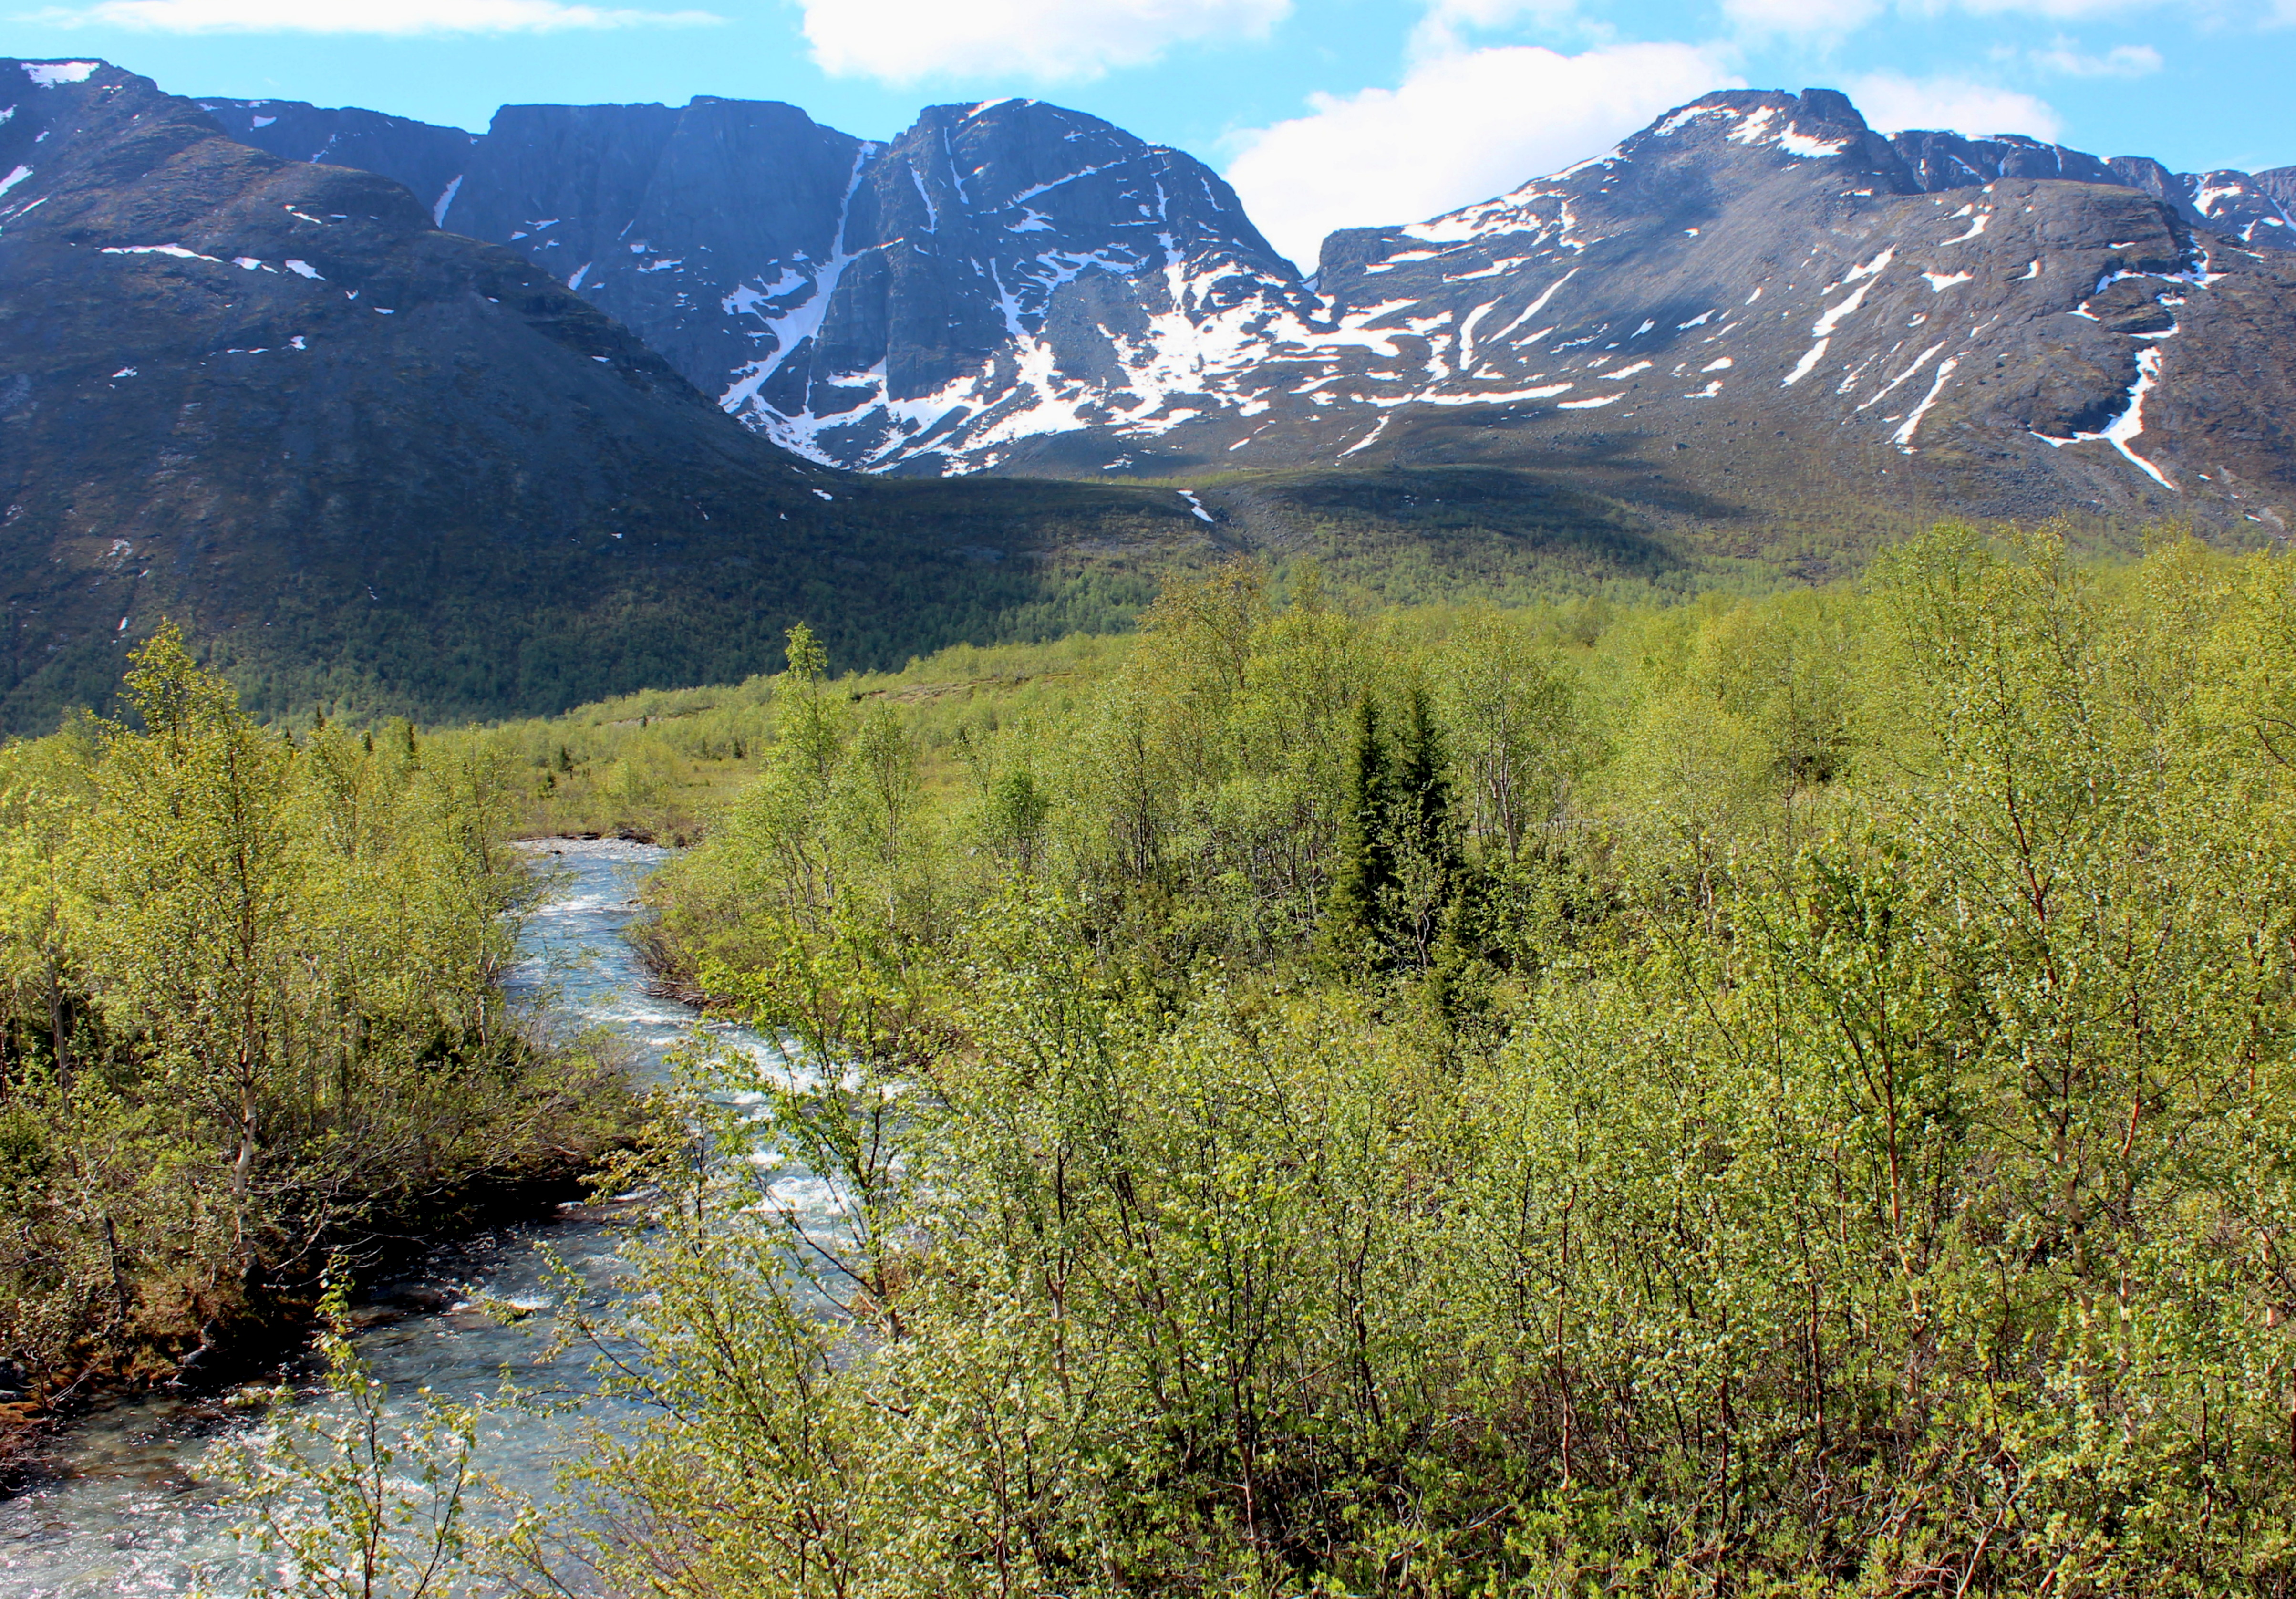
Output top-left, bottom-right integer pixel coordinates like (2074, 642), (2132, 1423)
(0, 839), (736, 1597)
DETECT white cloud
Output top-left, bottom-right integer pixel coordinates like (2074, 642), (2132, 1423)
(1410, 0), (1581, 54)
(28, 0), (717, 31)
(1843, 71), (2063, 137)
(1725, 0), (2191, 36)
(2029, 37), (2162, 74)
(1932, 0), (2161, 15)
(1720, 0), (1884, 37)
(1225, 42), (1736, 270)
(797, 0), (1290, 84)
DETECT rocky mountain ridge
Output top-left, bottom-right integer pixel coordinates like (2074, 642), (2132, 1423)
(0, 60), (1207, 728)
(1885, 126), (2295, 249)
(9, 58), (2290, 726)
(205, 92), (1316, 476)
(1113, 87), (2296, 532)
(197, 83), (2295, 532)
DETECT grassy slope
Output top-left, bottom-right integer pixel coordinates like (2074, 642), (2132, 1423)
(451, 631), (1138, 844)
(439, 586), (1670, 845)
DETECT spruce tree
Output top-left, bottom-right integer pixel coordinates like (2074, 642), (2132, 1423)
(1390, 684), (1458, 883)
(1385, 684), (1465, 975)
(1324, 697), (1397, 966)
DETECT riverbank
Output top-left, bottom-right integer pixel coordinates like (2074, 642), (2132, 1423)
(0, 840), (698, 1597)
(514, 824), (690, 848)
(0, 638), (637, 1506)
(0, 812), (653, 1490)
(0, 1095), (635, 1486)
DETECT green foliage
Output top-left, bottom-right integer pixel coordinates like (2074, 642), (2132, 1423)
(1193, 465), (1728, 609)
(6, 452), (1893, 739)
(526, 527), (2296, 1595)
(0, 628), (628, 1398)
(2, 479), (1187, 737)
(1324, 695), (1399, 970)
(190, 527), (2296, 1596)
(205, 1278), (483, 1599)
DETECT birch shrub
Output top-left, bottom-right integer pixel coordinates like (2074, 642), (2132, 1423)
(0, 629), (628, 1395)
(532, 530), (2296, 1593)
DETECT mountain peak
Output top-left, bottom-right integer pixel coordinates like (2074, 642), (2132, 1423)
(0, 54), (866, 718)
(1793, 87), (1868, 130)
(145, 73), (2296, 532)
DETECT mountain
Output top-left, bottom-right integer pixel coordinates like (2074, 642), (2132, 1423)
(11, 65), (2287, 733)
(1887, 128), (2296, 250)
(195, 94), (475, 223)
(202, 93), (1324, 471)
(200, 85), (2296, 541)
(0, 61), (1214, 730)
(1133, 87), (2296, 536)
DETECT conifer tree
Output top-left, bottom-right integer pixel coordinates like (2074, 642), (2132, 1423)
(1386, 683), (1462, 971)
(1323, 697), (1396, 966)
(1390, 684), (1457, 880)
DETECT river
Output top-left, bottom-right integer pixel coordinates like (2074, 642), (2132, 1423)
(0, 838), (731, 1597)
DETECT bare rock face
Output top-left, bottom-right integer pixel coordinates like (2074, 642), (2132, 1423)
(197, 81), (2294, 536)
(1892, 128), (2122, 191)
(0, 61), (1195, 727)
(1065, 88), (2296, 533)
(432, 95), (1320, 476)
(197, 95), (475, 224)
(201, 91), (1322, 472)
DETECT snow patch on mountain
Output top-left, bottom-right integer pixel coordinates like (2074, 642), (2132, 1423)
(2036, 346), (2176, 488)
(219, 81), (2276, 499)
(22, 62), (98, 86)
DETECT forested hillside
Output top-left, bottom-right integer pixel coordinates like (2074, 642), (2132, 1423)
(0, 60), (1216, 734)
(495, 524), (2296, 1594)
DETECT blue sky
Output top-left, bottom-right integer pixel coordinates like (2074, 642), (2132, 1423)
(7, 0), (2292, 266)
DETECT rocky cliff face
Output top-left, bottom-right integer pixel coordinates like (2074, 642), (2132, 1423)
(199, 92), (1326, 471)
(713, 98), (1318, 473)
(0, 62), (1200, 727)
(1882, 124), (2296, 249)
(197, 95), (475, 223)
(203, 83), (2294, 530)
(1087, 88), (2296, 535)
(430, 94), (1320, 476)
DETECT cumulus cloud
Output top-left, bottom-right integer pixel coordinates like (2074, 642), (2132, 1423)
(1720, 0), (1885, 37)
(1722, 0), (2187, 35)
(27, 0), (716, 30)
(1410, 0), (1582, 54)
(1844, 71), (2063, 137)
(2028, 37), (2162, 74)
(1225, 42), (1737, 271)
(797, 0), (1290, 84)
(1934, 0), (2162, 15)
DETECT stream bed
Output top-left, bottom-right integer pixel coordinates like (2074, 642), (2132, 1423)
(0, 839), (727, 1597)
